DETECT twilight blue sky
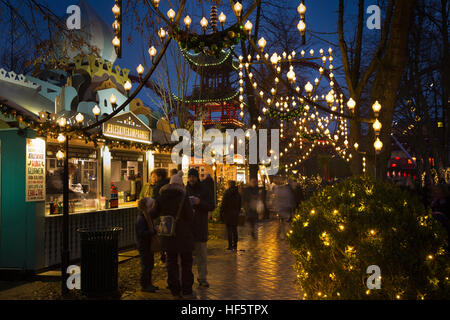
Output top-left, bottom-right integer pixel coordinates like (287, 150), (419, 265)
(23, 0), (383, 109)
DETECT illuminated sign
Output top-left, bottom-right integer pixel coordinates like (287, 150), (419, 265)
(103, 111), (152, 144)
(26, 138), (46, 202)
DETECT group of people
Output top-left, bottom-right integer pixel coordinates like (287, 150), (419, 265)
(135, 168), (215, 299)
(219, 177), (306, 250)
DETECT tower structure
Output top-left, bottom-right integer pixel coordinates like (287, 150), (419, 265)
(178, 47), (243, 129)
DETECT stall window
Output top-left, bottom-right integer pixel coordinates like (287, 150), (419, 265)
(111, 151), (144, 204)
(46, 144), (98, 214)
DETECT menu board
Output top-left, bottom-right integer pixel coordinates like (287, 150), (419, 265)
(26, 138), (46, 202)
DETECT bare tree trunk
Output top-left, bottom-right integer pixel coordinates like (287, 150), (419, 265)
(371, 0), (416, 179)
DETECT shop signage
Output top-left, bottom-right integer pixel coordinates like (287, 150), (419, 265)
(26, 138), (46, 202)
(103, 111), (152, 144)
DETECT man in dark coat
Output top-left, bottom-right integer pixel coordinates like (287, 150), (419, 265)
(151, 176), (195, 299)
(220, 181), (242, 250)
(186, 168), (215, 288)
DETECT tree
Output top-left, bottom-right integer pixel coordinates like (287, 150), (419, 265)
(394, 0), (449, 182)
(338, 0), (416, 179)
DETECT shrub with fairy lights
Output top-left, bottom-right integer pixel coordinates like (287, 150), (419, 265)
(287, 176), (450, 300)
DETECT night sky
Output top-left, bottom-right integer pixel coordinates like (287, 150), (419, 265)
(21, 0), (382, 109)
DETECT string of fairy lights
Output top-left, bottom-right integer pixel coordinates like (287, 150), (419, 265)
(18, 0), (383, 173)
(237, 46), (353, 170)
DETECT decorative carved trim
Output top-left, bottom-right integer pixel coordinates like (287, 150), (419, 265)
(0, 68), (40, 90)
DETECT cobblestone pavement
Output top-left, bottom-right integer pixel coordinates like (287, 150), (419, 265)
(125, 220), (302, 300)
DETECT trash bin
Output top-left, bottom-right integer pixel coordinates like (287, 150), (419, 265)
(77, 227), (123, 297)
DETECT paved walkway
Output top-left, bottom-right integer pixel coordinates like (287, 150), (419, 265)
(124, 220), (302, 300)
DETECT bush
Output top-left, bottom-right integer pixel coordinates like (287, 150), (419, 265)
(286, 176), (450, 300)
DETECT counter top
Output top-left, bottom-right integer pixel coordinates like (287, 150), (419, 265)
(45, 201), (138, 217)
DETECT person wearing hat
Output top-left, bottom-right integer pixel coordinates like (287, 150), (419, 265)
(151, 170), (196, 299)
(186, 168), (215, 288)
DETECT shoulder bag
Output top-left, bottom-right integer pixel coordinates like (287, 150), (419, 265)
(156, 189), (186, 237)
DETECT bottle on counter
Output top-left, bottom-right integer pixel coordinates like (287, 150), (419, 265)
(110, 182), (119, 208)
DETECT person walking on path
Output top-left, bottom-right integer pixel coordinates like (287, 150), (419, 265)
(274, 181), (296, 240)
(151, 171), (196, 299)
(220, 180), (242, 251)
(242, 178), (260, 239)
(186, 168), (215, 288)
(136, 197), (159, 292)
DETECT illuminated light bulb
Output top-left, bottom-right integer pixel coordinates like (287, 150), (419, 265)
(167, 8), (176, 22)
(56, 150), (65, 160)
(305, 82), (313, 94)
(372, 100), (382, 115)
(374, 137), (383, 151)
(136, 64), (144, 76)
(92, 105), (101, 117)
(319, 67), (324, 74)
(259, 91), (264, 97)
(247, 55), (252, 62)
(109, 94), (117, 105)
(347, 98), (356, 111)
(322, 56), (327, 63)
(112, 20), (120, 32)
(270, 53), (278, 65)
(310, 49), (314, 56)
(57, 134), (66, 143)
(373, 119), (382, 133)
(320, 48), (324, 56)
(258, 116), (262, 122)
(301, 50), (305, 56)
(326, 91), (334, 105)
(158, 28), (166, 41)
(256, 54), (260, 61)
(112, 4), (120, 17)
(75, 113), (84, 124)
(200, 17), (208, 31)
(58, 117), (67, 127)
(314, 78), (319, 85)
(39, 111), (47, 121)
(234, 2), (243, 16)
(112, 36), (120, 47)
(148, 46), (157, 59)
(298, 2), (306, 15)
(239, 56), (243, 61)
(124, 80), (132, 93)
(244, 20), (253, 35)
(153, 0), (160, 8)
(184, 16), (192, 29)
(258, 37), (267, 50)
(287, 69), (296, 82)
(218, 12), (226, 27)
